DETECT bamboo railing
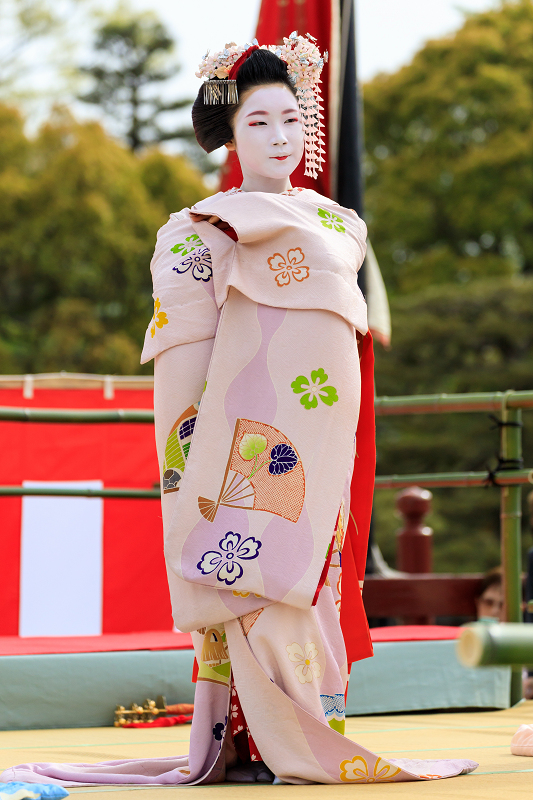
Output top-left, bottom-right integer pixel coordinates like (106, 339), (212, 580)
(0, 388), (531, 702)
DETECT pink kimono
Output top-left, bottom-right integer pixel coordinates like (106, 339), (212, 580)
(1, 188), (477, 786)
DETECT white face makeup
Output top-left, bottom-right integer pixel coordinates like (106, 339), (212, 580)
(228, 83), (304, 193)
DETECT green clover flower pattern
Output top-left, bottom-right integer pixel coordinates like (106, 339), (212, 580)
(291, 368), (339, 409)
(317, 208), (345, 233)
(171, 233), (204, 257)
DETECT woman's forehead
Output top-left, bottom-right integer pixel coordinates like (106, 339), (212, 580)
(238, 84), (298, 115)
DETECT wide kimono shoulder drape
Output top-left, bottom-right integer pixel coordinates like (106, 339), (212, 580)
(0, 188), (477, 787)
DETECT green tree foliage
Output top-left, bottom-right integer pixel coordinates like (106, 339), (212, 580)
(0, 103), (207, 374)
(364, 0), (533, 295)
(363, 1), (533, 572)
(79, 10), (192, 151)
(373, 277), (533, 573)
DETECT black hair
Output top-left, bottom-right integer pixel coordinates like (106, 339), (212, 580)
(475, 567), (502, 600)
(192, 49), (297, 153)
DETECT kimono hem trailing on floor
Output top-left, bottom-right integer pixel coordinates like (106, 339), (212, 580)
(0, 189), (477, 786)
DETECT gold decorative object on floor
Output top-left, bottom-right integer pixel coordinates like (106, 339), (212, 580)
(114, 696), (168, 727)
(114, 696), (194, 727)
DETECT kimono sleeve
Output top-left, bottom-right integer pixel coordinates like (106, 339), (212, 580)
(140, 211), (221, 364)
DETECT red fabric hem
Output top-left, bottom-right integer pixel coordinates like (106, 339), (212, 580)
(312, 535), (335, 606)
(340, 332), (376, 664)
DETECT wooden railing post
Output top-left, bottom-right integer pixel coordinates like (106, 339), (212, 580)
(396, 487), (433, 574)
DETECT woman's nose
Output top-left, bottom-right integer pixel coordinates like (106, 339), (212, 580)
(271, 126), (288, 146)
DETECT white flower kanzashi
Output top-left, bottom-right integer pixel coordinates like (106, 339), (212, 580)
(286, 641), (321, 684)
(196, 34), (325, 93)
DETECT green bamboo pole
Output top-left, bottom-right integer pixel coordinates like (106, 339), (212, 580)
(0, 407), (154, 423)
(375, 389), (533, 416)
(1, 388), (533, 424)
(457, 623), (533, 667)
(374, 469), (532, 490)
(500, 406), (524, 705)
(0, 486), (160, 499)
(0, 471), (530, 497)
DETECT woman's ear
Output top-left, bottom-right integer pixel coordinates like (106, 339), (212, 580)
(225, 140), (236, 152)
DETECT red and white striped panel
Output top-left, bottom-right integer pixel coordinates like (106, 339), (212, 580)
(0, 388), (173, 636)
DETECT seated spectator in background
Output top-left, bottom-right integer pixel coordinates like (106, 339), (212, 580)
(475, 565), (533, 699)
(475, 567), (504, 623)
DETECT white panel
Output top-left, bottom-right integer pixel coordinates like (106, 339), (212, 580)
(19, 481), (103, 637)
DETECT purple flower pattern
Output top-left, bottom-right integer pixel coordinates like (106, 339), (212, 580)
(173, 246), (212, 282)
(197, 531), (262, 586)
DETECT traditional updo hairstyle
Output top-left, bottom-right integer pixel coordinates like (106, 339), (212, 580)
(192, 49), (297, 153)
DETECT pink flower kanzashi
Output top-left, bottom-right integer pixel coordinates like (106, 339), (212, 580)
(268, 248), (309, 287)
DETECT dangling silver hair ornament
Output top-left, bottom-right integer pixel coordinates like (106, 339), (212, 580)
(203, 80), (238, 105)
(196, 33), (328, 179)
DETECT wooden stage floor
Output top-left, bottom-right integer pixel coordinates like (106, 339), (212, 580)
(2, 703), (533, 798)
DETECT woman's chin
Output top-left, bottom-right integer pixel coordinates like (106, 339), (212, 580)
(260, 161), (298, 180)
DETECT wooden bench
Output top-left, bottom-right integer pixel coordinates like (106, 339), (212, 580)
(362, 574), (483, 624)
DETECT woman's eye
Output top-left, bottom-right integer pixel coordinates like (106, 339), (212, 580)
(285, 117), (299, 124)
(249, 121), (267, 126)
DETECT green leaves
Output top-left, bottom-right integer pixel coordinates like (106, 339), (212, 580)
(373, 276), (533, 573)
(0, 105), (207, 374)
(363, 1), (533, 295)
(238, 433), (267, 461)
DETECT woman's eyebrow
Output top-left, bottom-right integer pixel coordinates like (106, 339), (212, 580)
(244, 108), (299, 118)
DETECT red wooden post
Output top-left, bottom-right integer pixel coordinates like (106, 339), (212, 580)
(396, 487), (433, 574)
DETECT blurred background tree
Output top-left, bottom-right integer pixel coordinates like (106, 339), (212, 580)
(372, 277), (533, 572)
(0, 0), (56, 91)
(0, 104), (207, 375)
(0, 0), (92, 108)
(364, 0), (533, 572)
(0, 1), (209, 377)
(364, 0), (533, 294)
(78, 9), (194, 152)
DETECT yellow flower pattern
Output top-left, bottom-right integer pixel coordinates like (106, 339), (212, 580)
(150, 298), (169, 338)
(339, 756), (401, 783)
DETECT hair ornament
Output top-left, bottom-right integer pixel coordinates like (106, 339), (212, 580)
(196, 32), (328, 179)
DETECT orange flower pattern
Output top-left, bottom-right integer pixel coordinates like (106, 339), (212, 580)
(268, 248), (309, 287)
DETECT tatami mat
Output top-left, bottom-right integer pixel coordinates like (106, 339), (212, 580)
(2, 703), (533, 797)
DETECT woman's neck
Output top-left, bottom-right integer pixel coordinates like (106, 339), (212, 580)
(239, 174), (293, 194)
